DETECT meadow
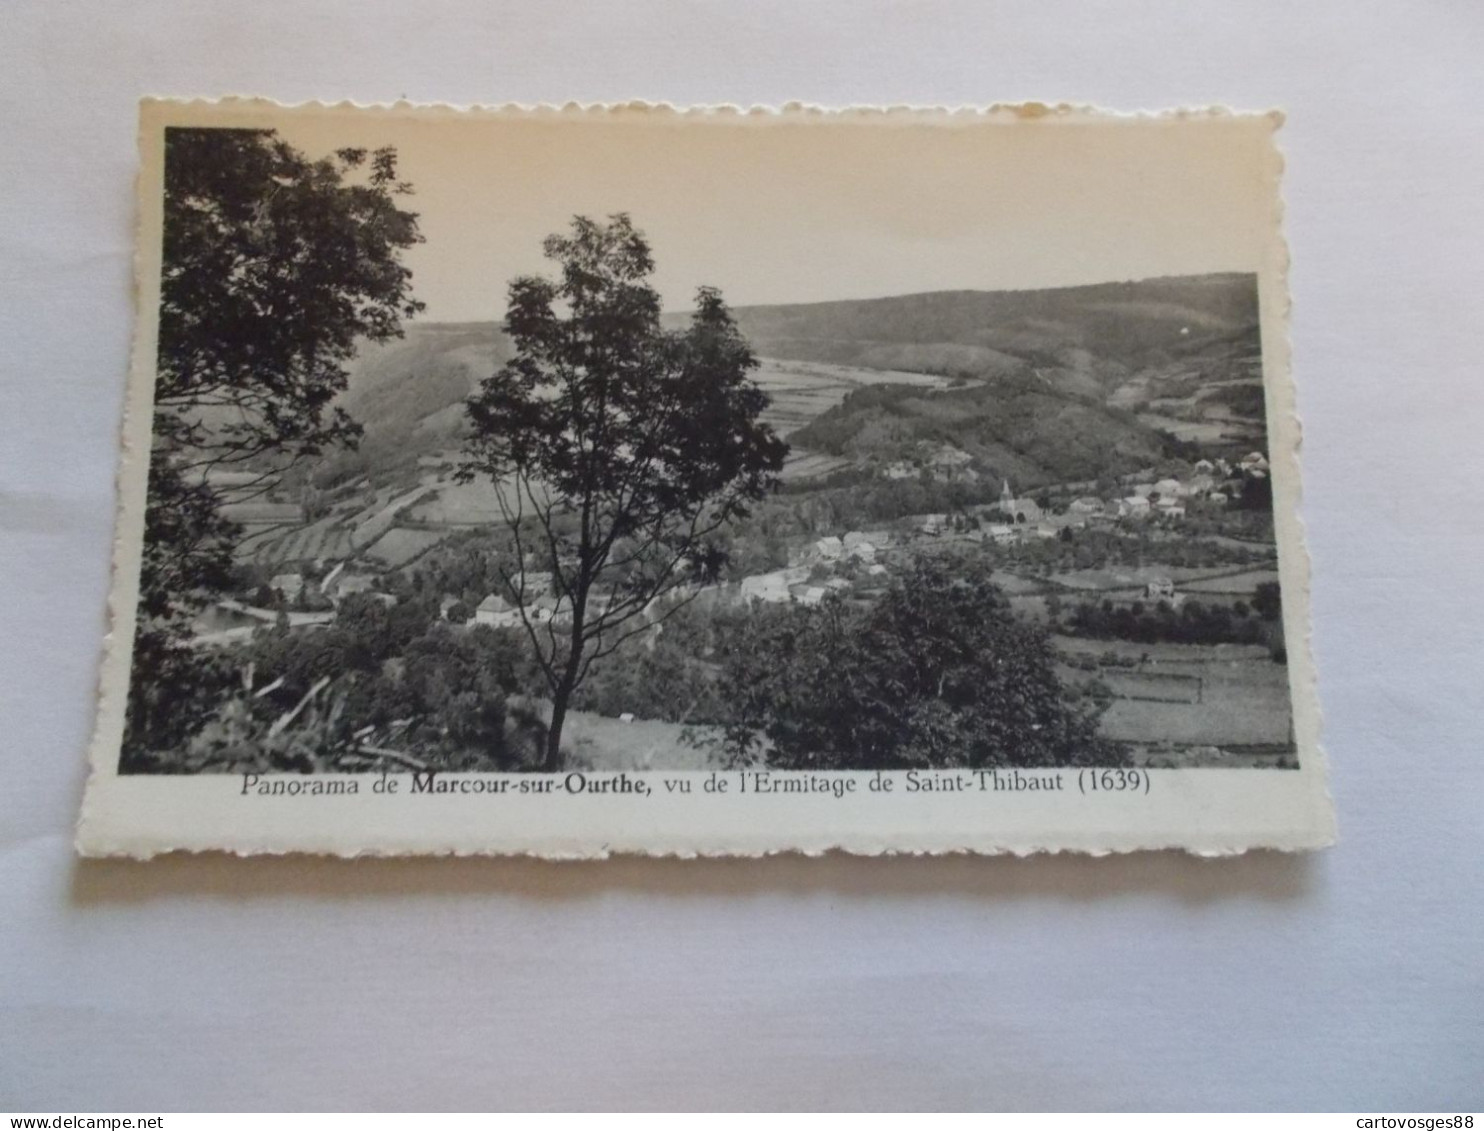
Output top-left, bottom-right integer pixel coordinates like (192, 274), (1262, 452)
(1056, 636), (1295, 766)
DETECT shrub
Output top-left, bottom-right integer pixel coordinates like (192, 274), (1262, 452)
(713, 558), (1122, 769)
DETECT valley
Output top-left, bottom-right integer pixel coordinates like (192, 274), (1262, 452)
(190, 272), (1293, 770)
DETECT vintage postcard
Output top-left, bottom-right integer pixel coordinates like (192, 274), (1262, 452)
(77, 99), (1332, 857)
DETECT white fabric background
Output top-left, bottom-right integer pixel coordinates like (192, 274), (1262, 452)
(2, 1), (1481, 1112)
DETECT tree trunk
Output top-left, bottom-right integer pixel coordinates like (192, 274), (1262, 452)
(544, 685), (571, 772)
(543, 588), (588, 772)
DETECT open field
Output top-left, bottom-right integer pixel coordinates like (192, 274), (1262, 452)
(563, 710), (724, 772)
(752, 358), (953, 436)
(351, 482), (438, 549)
(228, 470), (529, 565)
(1049, 560), (1278, 594)
(1056, 636), (1295, 764)
(219, 501), (301, 525)
(985, 570), (1048, 595)
(364, 527), (447, 567)
(406, 476), (525, 526)
(1180, 567), (1281, 594)
(1133, 412), (1261, 445)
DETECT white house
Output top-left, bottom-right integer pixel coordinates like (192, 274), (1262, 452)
(740, 567), (808, 604)
(1119, 496), (1152, 518)
(269, 573), (304, 602)
(930, 444), (972, 469)
(1146, 577), (1177, 601)
(812, 536), (844, 561)
(474, 593), (522, 629)
(323, 569), (378, 603)
(530, 594), (573, 626)
(1153, 477), (1185, 500)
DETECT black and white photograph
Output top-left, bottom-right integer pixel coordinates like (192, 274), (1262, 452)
(117, 106), (1301, 779)
(78, 101), (1327, 856)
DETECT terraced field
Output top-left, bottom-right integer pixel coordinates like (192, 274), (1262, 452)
(752, 358), (952, 437)
(778, 450), (854, 482)
(364, 527), (448, 567)
(753, 358), (953, 482)
(236, 516), (355, 564)
(219, 501), (301, 525)
(231, 356), (951, 563)
(405, 477), (518, 526)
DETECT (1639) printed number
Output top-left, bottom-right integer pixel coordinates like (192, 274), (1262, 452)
(1077, 768), (1151, 795)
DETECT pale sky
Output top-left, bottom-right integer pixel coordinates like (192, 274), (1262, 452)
(184, 105), (1280, 322)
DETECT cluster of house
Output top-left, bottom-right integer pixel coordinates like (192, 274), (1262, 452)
(1003, 453), (1270, 528)
(474, 591), (566, 629)
(1111, 453), (1267, 520)
(900, 452), (1271, 547)
(913, 481), (1047, 542)
(727, 531), (892, 606)
(881, 443), (979, 483)
(474, 570), (557, 628)
(739, 567), (854, 606)
(190, 555), (399, 647)
(472, 570), (644, 630)
(793, 531), (891, 568)
(262, 560), (393, 609)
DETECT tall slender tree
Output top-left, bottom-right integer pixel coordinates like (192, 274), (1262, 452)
(464, 214), (788, 770)
(124, 128), (424, 767)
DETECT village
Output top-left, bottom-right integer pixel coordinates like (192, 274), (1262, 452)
(183, 437), (1291, 770)
(727, 446), (1273, 610)
(197, 443), (1273, 634)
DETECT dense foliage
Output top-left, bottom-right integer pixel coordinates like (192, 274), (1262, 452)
(789, 375), (1169, 484)
(1059, 586), (1285, 652)
(124, 129), (424, 769)
(713, 558), (1120, 770)
(127, 594), (543, 774)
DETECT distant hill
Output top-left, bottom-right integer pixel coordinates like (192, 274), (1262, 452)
(335, 322), (512, 474)
(332, 273), (1265, 485)
(788, 376), (1169, 485)
(717, 273), (1258, 381)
